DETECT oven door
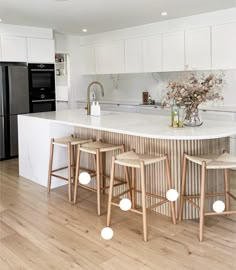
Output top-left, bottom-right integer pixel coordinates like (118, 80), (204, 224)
(31, 99), (56, 113)
(28, 64), (55, 92)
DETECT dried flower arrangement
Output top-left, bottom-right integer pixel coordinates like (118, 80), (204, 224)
(162, 73), (224, 125)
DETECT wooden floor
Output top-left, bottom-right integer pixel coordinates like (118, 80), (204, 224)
(0, 159), (236, 270)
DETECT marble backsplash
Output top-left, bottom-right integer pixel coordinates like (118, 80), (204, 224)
(73, 70), (236, 107)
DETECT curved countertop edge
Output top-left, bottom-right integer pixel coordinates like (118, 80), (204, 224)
(18, 109), (236, 141)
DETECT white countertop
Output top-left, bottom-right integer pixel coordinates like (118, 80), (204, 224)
(20, 109), (236, 140)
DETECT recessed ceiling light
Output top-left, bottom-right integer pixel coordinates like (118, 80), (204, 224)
(0, 18), (2, 22)
(161, 11), (168, 16)
(82, 29), (87, 33)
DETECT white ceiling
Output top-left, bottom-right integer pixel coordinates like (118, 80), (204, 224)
(1, 0), (236, 35)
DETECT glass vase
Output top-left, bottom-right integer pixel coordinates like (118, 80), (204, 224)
(183, 107), (203, 127)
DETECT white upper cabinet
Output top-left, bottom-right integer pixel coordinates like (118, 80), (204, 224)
(1, 36), (27, 62)
(163, 31), (185, 71)
(185, 27), (211, 70)
(125, 38), (142, 73)
(212, 22), (236, 69)
(27, 38), (55, 63)
(142, 35), (162, 72)
(80, 45), (96, 75)
(95, 40), (125, 74)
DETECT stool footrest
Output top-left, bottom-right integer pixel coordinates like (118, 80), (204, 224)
(228, 192), (236, 201)
(136, 189), (166, 200)
(205, 210), (236, 216)
(147, 199), (169, 210)
(112, 189), (132, 199)
(51, 174), (69, 181)
(111, 202), (143, 215)
(184, 197), (200, 209)
(183, 193), (226, 199)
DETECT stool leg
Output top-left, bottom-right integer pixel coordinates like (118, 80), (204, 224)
(73, 145), (81, 204)
(96, 149), (101, 216)
(131, 167), (136, 209)
(47, 139), (54, 193)
(107, 156), (116, 226)
(165, 156), (176, 225)
(224, 169), (230, 212)
(199, 161), (206, 242)
(100, 152), (105, 195)
(140, 161), (147, 242)
(122, 144), (132, 201)
(71, 145), (75, 184)
(179, 153), (188, 221)
(67, 142), (72, 202)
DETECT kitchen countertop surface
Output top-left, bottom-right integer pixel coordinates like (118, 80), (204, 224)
(20, 109), (236, 140)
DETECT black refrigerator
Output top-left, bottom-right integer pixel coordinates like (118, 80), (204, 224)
(0, 63), (29, 160)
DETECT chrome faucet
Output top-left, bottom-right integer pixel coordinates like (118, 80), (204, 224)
(86, 81), (104, 115)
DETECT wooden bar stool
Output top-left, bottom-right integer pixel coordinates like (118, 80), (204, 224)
(73, 141), (129, 216)
(179, 151), (236, 242)
(47, 135), (92, 202)
(107, 150), (177, 242)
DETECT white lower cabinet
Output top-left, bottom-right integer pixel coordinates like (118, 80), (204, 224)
(27, 38), (55, 63)
(200, 110), (235, 122)
(1, 36), (27, 62)
(137, 106), (170, 116)
(101, 104), (137, 112)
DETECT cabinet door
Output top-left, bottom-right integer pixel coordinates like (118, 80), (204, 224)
(80, 45), (96, 74)
(27, 38), (55, 63)
(185, 27), (211, 70)
(125, 38), (142, 73)
(95, 41), (125, 74)
(142, 35), (162, 72)
(163, 31), (185, 71)
(1, 36), (27, 62)
(0, 37), (2, 61)
(200, 110), (235, 122)
(212, 23), (236, 69)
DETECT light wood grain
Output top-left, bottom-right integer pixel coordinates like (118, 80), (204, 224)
(0, 159), (236, 270)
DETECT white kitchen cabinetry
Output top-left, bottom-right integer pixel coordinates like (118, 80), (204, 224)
(95, 41), (125, 74)
(1, 36), (27, 62)
(200, 110), (235, 122)
(80, 45), (96, 74)
(125, 38), (142, 73)
(0, 37), (2, 61)
(212, 22), (236, 69)
(185, 27), (211, 70)
(137, 106), (170, 116)
(163, 31), (185, 71)
(100, 103), (137, 112)
(142, 35), (162, 72)
(27, 38), (55, 63)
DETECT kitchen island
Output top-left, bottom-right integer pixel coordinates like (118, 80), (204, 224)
(18, 109), (236, 219)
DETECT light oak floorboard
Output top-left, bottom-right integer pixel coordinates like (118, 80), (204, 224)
(0, 159), (236, 270)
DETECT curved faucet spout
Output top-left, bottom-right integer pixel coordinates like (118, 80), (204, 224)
(86, 81), (104, 115)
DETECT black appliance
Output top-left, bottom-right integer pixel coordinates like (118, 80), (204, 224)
(28, 63), (56, 113)
(0, 62), (29, 160)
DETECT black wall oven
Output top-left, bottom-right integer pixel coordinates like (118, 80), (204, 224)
(28, 63), (56, 113)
